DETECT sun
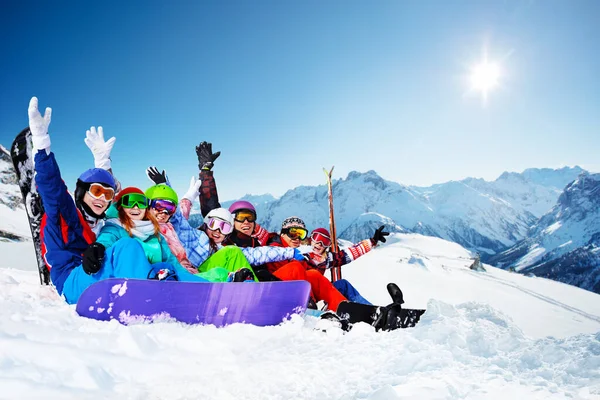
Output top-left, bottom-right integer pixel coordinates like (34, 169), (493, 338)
(468, 57), (501, 102)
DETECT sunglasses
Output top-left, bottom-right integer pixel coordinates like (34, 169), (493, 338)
(87, 183), (115, 201)
(150, 199), (177, 215)
(119, 193), (149, 209)
(233, 210), (257, 223)
(311, 231), (332, 247)
(206, 217), (234, 235)
(282, 227), (308, 240)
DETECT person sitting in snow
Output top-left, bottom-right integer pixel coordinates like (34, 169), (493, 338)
(28, 97), (122, 303)
(145, 166), (302, 281)
(306, 227), (390, 305)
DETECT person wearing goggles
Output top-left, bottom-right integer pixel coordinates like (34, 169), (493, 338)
(145, 168), (258, 283)
(304, 226), (390, 305)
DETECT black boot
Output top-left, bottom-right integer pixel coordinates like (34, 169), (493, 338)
(387, 283), (404, 305)
(232, 268), (254, 282)
(319, 311), (351, 332)
(307, 297), (318, 310)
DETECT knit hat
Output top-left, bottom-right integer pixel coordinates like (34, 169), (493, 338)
(281, 216), (306, 230)
(114, 187), (145, 204)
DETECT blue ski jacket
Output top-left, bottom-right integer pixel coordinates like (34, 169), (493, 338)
(35, 150), (94, 295)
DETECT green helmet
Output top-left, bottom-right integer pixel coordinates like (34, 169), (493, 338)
(145, 184), (178, 205)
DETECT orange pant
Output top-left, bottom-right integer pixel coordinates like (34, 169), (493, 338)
(273, 261), (347, 311)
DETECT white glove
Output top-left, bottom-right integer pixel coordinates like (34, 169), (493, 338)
(84, 126), (116, 170)
(182, 176), (202, 202)
(28, 97), (52, 153)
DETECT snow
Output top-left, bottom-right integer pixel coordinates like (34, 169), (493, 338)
(1, 234), (599, 399)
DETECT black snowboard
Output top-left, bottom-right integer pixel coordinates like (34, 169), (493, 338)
(337, 301), (426, 330)
(10, 127), (49, 285)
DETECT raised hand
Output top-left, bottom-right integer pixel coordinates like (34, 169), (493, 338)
(182, 176), (202, 202)
(195, 141), (221, 171)
(146, 166), (169, 185)
(28, 97), (52, 152)
(84, 126), (116, 170)
(371, 225), (390, 245)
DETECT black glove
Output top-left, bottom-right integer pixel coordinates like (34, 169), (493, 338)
(146, 166), (168, 185)
(195, 141), (221, 171)
(371, 225), (389, 245)
(82, 242), (106, 275)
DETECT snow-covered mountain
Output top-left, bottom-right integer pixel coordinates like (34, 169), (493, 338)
(0, 145), (31, 242)
(489, 172), (600, 293)
(252, 167), (583, 256)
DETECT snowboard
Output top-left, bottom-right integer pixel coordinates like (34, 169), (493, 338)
(10, 128), (49, 285)
(76, 278), (312, 327)
(336, 301), (426, 330)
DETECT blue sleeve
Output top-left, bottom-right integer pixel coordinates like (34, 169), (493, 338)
(95, 224), (123, 250)
(34, 150), (89, 294)
(240, 246), (295, 266)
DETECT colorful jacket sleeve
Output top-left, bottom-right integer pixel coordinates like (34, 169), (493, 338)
(240, 246), (295, 266)
(94, 222), (126, 250)
(199, 169), (220, 217)
(170, 206), (212, 267)
(34, 150), (90, 295)
(180, 198), (192, 220)
(252, 223), (270, 246)
(332, 239), (374, 268)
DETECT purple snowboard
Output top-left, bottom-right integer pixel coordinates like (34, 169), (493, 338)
(76, 278), (311, 327)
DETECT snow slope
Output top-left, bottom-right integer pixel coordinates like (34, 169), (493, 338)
(1, 235), (599, 400)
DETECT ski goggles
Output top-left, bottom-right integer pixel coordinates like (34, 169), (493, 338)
(206, 217), (234, 235)
(119, 193), (149, 209)
(282, 227), (308, 240)
(150, 199), (177, 215)
(87, 183), (115, 201)
(311, 231), (332, 247)
(233, 210), (257, 223)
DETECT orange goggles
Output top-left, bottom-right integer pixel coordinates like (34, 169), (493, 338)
(233, 210), (257, 223)
(283, 227), (308, 240)
(88, 183), (115, 201)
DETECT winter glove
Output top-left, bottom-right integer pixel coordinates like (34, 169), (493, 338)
(182, 176), (202, 202)
(82, 242), (106, 275)
(84, 126), (116, 170)
(371, 225), (389, 246)
(227, 268), (255, 282)
(195, 141), (221, 171)
(146, 166), (169, 185)
(293, 249), (308, 261)
(28, 97), (52, 153)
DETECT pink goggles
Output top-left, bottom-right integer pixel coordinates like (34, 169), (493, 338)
(206, 217), (234, 235)
(311, 231), (332, 247)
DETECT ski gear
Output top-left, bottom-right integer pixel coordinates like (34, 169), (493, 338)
(323, 166), (340, 281)
(227, 268), (255, 282)
(76, 278), (310, 326)
(371, 225), (390, 245)
(145, 184), (178, 204)
(311, 228), (332, 247)
(84, 126), (116, 170)
(82, 242), (106, 275)
(205, 207), (234, 230)
(282, 227), (308, 240)
(146, 166), (169, 185)
(182, 176), (201, 203)
(87, 183), (115, 201)
(150, 199), (177, 215)
(196, 141), (221, 171)
(233, 210), (257, 223)
(119, 193), (149, 209)
(228, 200), (256, 214)
(28, 97), (52, 153)
(11, 128), (49, 284)
(293, 249), (307, 261)
(206, 217), (234, 235)
(78, 168), (117, 189)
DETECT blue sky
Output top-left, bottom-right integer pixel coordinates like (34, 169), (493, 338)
(1, 1), (599, 201)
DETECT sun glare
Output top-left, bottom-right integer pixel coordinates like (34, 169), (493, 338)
(471, 61), (500, 92)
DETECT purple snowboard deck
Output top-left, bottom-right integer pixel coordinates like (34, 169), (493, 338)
(76, 278), (311, 327)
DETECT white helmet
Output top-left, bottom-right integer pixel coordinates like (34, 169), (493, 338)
(206, 207), (234, 225)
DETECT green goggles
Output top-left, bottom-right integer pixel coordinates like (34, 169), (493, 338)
(119, 193), (149, 209)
